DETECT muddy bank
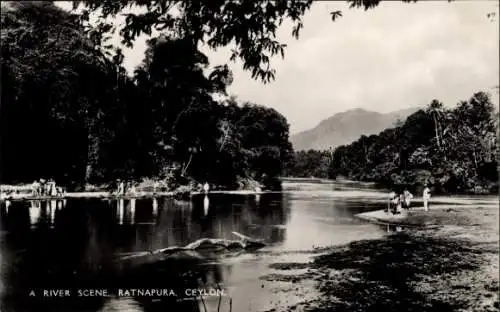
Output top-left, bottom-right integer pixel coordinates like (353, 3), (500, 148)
(262, 205), (499, 312)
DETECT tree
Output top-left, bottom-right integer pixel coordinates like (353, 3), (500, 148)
(328, 91), (498, 194)
(286, 150), (334, 178)
(73, 0), (434, 84)
(426, 99), (445, 151)
(133, 37), (233, 182)
(0, 1), (122, 188)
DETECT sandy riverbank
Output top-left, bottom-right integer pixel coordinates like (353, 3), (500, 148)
(0, 177), (269, 201)
(0, 191), (175, 201)
(261, 201), (499, 311)
(0, 190), (274, 202)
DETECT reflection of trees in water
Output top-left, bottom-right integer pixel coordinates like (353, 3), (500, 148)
(2, 194), (290, 254)
(242, 193), (289, 242)
(0, 199), (65, 232)
(1, 200), (112, 312)
(2, 195), (293, 312)
(1, 195), (289, 308)
(1, 201), (30, 234)
(135, 193), (291, 248)
(156, 198), (194, 246)
(0, 198), (234, 312)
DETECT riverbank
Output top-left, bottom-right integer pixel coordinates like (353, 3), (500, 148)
(0, 190), (276, 201)
(353, 203), (499, 227)
(263, 199), (499, 311)
(0, 176), (269, 201)
(0, 191), (175, 201)
(0, 185), (272, 202)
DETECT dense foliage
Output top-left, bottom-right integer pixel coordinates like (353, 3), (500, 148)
(0, 2), (292, 190)
(0, 1), (476, 192)
(330, 93), (499, 194)
(1, 2), (120, 189)
(284, 150), (334, 179)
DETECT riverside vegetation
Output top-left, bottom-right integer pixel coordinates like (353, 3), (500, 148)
(1, 1), (296, 193)
(287, 92), (499, 195)
(1, 1), (496, 196)
(0, 0), (378, 193)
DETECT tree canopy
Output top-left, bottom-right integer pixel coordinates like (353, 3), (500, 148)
(3, 0), (482, 194)
(327, 92), (499, 194)
(1, 2), (293, 190)
(1, 1), (120, 187)
(287, 91), (498, 195)
(73, 0), (429, 83)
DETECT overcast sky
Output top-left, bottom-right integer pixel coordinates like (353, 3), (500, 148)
(58, 1), (499, 134)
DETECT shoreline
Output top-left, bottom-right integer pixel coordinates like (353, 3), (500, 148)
(353, 200), (500, 227)
(1, 187), (497, 203)
(0, 191), (174, 201)
(264, 199), (499, 311)
(0, 190), (281, 202)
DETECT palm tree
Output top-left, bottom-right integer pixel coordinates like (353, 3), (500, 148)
(426, 99), (445, 150)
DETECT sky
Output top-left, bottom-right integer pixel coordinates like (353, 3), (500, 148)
(57, 1), (499, 134)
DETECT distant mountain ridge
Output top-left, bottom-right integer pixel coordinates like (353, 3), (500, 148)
(291, 107), (419, 151)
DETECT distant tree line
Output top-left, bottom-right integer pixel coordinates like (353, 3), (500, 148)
(284, 150), (334, 179)
(0, 2), (292, 191)
(288, 92), (499, 194)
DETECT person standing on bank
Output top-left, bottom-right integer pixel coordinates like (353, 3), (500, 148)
(32, 180), (40, 197)
(203, 182), (210, 194)
(403, 189), (413, 210)
(423, 184), (431, 211)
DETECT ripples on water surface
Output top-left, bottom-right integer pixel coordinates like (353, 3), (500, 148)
(0, 181), (410, 312)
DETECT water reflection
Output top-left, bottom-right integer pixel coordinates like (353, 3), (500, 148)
(29, 200), (41, 226)
(203, 195), (209, 216)
(129, 199), (136, 224)
(23, 200), (67, 228)
(152, 198), (158, 217)
(50, 200), (57, 226)
(386, 223), (404, 233)
(117, 199), (124, 225)
(0, 183), (389, 312)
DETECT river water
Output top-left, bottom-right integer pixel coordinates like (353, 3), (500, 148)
(0, 180), (394, 312)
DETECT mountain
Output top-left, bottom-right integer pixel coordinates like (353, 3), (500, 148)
(290, 107), (419, 151)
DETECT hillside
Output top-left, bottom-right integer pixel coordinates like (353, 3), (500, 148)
(290, 107), (419, 151)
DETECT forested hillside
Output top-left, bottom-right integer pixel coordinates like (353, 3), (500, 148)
(329, 92), (498, 194)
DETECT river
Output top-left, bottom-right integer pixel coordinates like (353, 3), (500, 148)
(0, 180), (440, 312)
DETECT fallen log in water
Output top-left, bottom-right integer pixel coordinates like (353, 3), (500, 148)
(116, 232), (267, 263)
